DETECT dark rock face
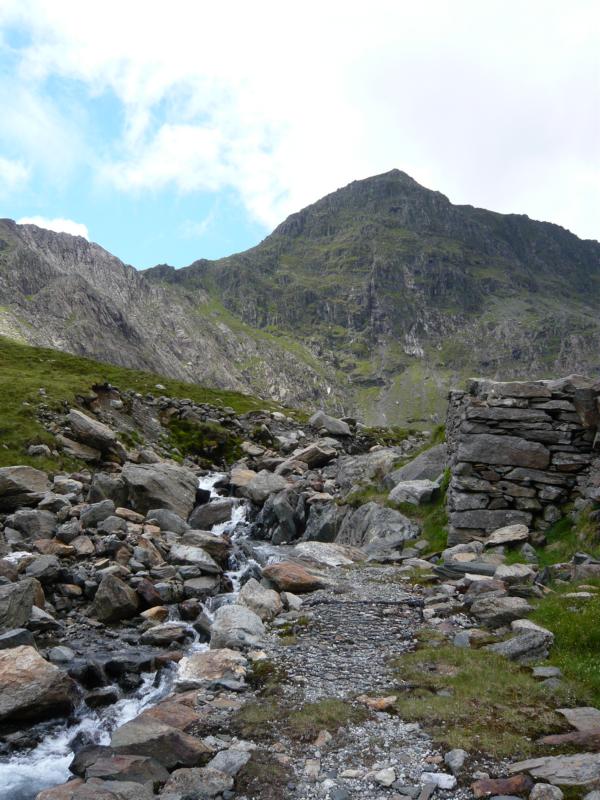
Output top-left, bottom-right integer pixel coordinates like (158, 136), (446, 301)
(120, 463), (198, 519)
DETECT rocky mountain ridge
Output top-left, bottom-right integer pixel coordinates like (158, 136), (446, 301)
(3, 169), (600, 425)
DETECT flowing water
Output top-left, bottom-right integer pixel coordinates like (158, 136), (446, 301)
(0, 473), (253, 800)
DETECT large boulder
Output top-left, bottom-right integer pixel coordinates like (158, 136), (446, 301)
(168, 544), (221, 574)
(388, 479), (439, 505)
(7, 508), (56, 539)
(386, 444), (447, 487)
(303, 501), (346, 542)
(309, 410), (351, 436)
(188, 498), (235, 529)
(121, 462), (198, 519)
(92, 575), (140, 623)
(209, 604), (266, 650)
(175, 649), (248, 691)
(238, 471), (288, 504)
(0, 645), (78, 724)
(67, 409), (118, 452)
(238, 577), (283, 621)
(110, 717), (212, 768)
(262, 561), (326, 593)
(336, 502), (419, 555)
(337, 449), (400, 494)
(0, 578), (40, 631)
(0, 465), (50, 511)
(470, 595), (533, 628)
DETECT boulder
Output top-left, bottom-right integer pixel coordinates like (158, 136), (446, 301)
(175, 648), (248, 691)
(25, 555), (61, 584)
(557, 707), (600, 732)
(0, 578), (39, 631)
(0, 645), (78, 724)
(262, 561), (326, 593)
(0, 465), (50, 511)
(485, 523), (530, 547)
(56, 435), (101, 462)
(470, 595), (533, 627)
(8, 508), (56, 538)
(384, 444), (447, 487)
(209, 604), (266, 650)
(80, 500), (116, 528)
(510, 753), (600, 786)
(169, 544), (221, 574)
(303, 501), (345, 542)
(83, 752), (169, 784)
(145, 508), (189, 534)
(293, 541), (364, 567)
(457, 434), (550, 469)
(110, 717), (212, 768)
(121, 462), (198, 519)
(309, 410), (351, 436)
(494, 563), (537, 584)
(140, 622), (191, 646)
(161, 767), (233, 798)
(188, 498), (236, 529)
(388, 479), (438, 505)
(0, 627), (36, 649)
(337, 502), (419, 555)
(238, 471), (288, 504)
(92, 575), (140, 623)
(67, 409), (117, 451)
(238, 577), (283, 621)
(336, 448), (399, 493)
(486, 630), (553, 662)
(181, 530), (230, 565)
(293, 443), (337, 468)
(207, 748), (251, 776)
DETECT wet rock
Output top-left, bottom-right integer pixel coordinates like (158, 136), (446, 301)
(238, 470), (288, 504)
(188, 498), (236, 529)
(140, 622), (191, 646)
(262, 561), (326, 593)
(145, 508), (189, 534)
(168, 543), (221, 574)
(238, 577), (283, 621)
(34, 779), (85, 800)
(0, 465), (50, 511)
(175, 648), (247, 691)
(121, 462), (198, 519)
(180, 530), (230, 566)
(183, 575), (221, 598)
(111, 716), (212, 768)
(161, 766), (233, 798)
(139, 700), (200, 731)
(0, 627), (36, 649)
(92, 575), (140, 623)
(209, 604), (266, 650)
(83, 751), (170, 784)
(0, 645), (78, 725)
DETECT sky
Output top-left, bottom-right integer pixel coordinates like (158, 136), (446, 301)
(0, 1), (598, 269)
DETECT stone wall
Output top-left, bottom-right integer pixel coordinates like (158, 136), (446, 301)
(445, 376), (600, 545)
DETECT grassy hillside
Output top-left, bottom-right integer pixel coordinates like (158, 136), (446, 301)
(0, 335), (274, 470)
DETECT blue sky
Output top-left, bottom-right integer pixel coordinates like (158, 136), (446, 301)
(0, 1), (598, 269)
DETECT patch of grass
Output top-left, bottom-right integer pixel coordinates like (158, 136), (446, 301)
(233, 697), (369, 743)
(390, 645), (573, 758)
(359, 425), (415, 448)
(531, 580), (600, 705)
(536, 512), (600, 568)
(0, 334), (270, 469)
(167, 417), (242, 465)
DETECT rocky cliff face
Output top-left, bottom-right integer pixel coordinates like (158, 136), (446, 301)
(3, 168), (600, 425)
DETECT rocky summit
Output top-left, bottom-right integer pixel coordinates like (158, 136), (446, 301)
(2, 352), (600, 800)
(3, 169), (600, 425)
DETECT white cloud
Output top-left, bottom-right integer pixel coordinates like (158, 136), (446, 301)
(0, 155), (30, 192)
(0, 1), (599, 238)
(180, 211), (215, 239)
(17, 216), (89, 239)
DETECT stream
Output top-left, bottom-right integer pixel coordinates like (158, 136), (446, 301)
(0, 473), (256, 800)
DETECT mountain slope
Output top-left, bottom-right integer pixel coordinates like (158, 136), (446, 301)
(0, 219), (341, 411)
(146, 169), (600, 423)
(3, 169), (600, 426)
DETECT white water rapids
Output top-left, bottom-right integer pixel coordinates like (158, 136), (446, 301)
(0, 473), (253, 800)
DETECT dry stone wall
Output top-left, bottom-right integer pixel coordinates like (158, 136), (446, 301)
(445, 375), (600, 545)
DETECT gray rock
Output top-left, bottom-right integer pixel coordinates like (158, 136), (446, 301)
(450, 509), (532, 535)
(309, 411), (351, 436)
(110, 718), (212, 768)
(470, 595), (533, 627)
(93, 574), (140, 623)
(169, 543), (221, 574)
(37, 493), (72, 513)
(530, 784), (564, 800)
(485, 524), (530, 547)
(0, 465), (50, 511)
(385, 444), (447, 486)
(0, 578), (38, 631)
(209, 603), (266, 650)
(97, 515), (128, 535)
(7, 508), (56, 538)
(494, 563), (537, 584)
(457, 434), (550, 469)
(162, 767), (233, 797)
(389, 479), (438, 505)
(189, 498), (236, 529)
(337, 448), (400, 493)
(303, 501), (345, 542)
(207, 748), (251, 776)
(337, 502), (419, 554)
(533, 666), (562, 679)
(486, 630), (553, 663)
(444, 748), (468, 775)
(510, 753), (600, 786)
(121, 462), (198, 519)
(557, 707), (600, 732)
(238, 577), (283, 621)
(175, 649), (247, 691)
(0, 627), (36, 650)
(293, 443), (337, 468)
(238, 470), (288, 504)
(25, 555), (61, 584)
(145, 508), (189, 534)
(81, 500), (116, 528)
(68, 408), (118, 451)
(183, 575), (220, 598)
